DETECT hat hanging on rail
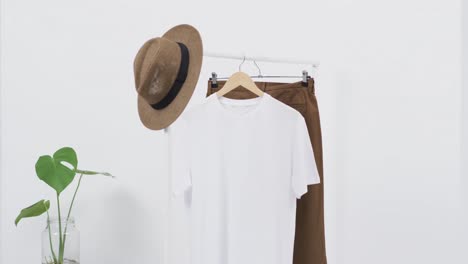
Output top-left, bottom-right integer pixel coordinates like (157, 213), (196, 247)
(133, 24), (203, 130)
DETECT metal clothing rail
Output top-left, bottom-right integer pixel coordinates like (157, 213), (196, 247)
(204, 51), (320, 87)
(204, 51), (320, 67)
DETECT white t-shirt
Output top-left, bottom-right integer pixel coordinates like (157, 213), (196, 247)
(168, 93), (320, 264)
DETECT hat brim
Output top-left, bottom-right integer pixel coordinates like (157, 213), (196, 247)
(137, 24), (203, 130)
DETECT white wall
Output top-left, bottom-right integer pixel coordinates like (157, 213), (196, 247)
(1, 0), (466, 264)
(462, 0), (468, 250)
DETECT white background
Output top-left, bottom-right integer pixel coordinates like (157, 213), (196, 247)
(1, 0), (467, 264)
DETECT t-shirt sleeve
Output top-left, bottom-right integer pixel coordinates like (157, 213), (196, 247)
(291, 114), (320, 199)
(168, 117), (192, 197)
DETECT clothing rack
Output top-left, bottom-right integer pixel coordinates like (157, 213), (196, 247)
(204, 51), (319, 88)
(204, 51), (320, 67)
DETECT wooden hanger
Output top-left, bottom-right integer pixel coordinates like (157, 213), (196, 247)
(216, 56), (264, 97)
(216, 71), (264, 97)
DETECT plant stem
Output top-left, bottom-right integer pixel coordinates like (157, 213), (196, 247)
(46, 209), (58, 263)
(63, 173), (83, 247)
(56, 194), (64, 264)
(75, 169), (113, 177)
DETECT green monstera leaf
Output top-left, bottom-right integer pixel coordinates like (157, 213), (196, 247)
(15, 199), (50, 226)
(35, 147), (78, 195)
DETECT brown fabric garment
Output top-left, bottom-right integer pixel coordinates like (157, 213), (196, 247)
(206, 78), (327, 264)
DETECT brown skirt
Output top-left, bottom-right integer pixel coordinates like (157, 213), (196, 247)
(206, 78), (327, 264)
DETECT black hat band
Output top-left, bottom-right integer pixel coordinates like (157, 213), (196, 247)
(151, 42), (190, 110)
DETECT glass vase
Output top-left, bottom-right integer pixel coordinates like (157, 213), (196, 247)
(42, 217), (80, 264)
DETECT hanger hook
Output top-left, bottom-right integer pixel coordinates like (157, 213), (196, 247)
(253, 60), (262, 77)
(239, 55), (246, 72)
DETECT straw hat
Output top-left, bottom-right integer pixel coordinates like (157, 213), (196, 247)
(134, 24), (203, 130)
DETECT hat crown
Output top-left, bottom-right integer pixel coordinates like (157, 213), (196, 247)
(135, 37), (182, 105)
(133, 24), (203, 130)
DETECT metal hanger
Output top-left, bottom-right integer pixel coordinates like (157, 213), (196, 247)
(210, 58), (312, 88)
(215, 56), (264, 97)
